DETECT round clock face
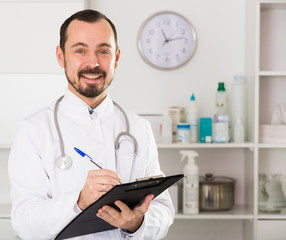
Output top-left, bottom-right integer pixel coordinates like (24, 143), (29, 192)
(138, 11), (197, 70)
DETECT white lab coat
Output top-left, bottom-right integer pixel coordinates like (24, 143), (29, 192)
(8, 90), (174, 240)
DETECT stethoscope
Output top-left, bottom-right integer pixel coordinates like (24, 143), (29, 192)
(54, 95), (138, 172)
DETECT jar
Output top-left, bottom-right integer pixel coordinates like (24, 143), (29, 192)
(177, 123), (190, 143)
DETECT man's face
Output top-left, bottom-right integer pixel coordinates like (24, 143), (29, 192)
(57, 19), (120, 99)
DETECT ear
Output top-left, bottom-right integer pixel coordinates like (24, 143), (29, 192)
(114, 48), (121, 69)
(56, 46), (65, 68)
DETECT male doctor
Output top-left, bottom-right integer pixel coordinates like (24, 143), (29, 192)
(8, 9), (174, 240)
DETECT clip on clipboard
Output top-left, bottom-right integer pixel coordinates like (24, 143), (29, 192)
(55, 174), (183, 240)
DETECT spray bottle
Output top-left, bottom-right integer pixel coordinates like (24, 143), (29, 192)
(180, 150), (199, 214)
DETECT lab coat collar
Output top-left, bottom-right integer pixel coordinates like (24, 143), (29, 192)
(60, 89), (114, 121)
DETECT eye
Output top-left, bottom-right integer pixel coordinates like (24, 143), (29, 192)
(75, 49), (85, 54)
(98, 50), (110, 55)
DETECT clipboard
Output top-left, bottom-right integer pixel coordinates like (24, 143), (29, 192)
(55, 174), (183, 240)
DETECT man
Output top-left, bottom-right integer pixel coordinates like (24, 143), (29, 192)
(8, 9), (174, 240)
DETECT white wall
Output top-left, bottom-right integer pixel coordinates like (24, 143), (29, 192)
(89, 0), (246, 116)
(0, 0), (246, 202)
(0, 0), (246, 144)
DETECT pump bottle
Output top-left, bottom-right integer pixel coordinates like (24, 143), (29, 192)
(180, 150), (199, 214)
(185, 93), (198, 143)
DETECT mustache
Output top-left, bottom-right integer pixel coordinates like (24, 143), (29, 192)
(78, 67), (106, 78)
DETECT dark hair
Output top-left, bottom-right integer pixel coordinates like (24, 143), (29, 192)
(59, 9), (118, 53)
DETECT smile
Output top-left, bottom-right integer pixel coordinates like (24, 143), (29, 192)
(81, 74), (102, 80)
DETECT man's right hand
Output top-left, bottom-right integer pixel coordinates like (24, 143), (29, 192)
(77, 169), (121, 210)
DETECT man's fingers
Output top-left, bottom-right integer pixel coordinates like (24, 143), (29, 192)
(88, 169), (121, 183)
(134, 194), (154, 212)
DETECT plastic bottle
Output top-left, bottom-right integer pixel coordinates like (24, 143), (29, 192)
(185, 93), (198, 143)
(161, 112), (172, 143)
(180, 150), (199, 214)
(212, 82), (230, 143)
(233, 118), (245, 143)
(231, 74), (246, 142)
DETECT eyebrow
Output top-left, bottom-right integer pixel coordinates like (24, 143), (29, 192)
(71, 42), (88, 48)
(71, 42), (113, 49)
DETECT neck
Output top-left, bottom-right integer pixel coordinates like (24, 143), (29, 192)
(68, 85), (108, 109)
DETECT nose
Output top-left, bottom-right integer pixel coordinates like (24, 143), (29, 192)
(86, 53), (100, 68)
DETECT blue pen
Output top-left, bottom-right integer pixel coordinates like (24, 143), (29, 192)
(74, 147), (102, 169)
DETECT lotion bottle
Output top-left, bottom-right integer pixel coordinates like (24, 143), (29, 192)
(180, 150), (199, 214)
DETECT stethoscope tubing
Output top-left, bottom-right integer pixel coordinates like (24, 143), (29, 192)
(54, 96), (138, 175)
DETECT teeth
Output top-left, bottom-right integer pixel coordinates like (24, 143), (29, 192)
(82, 74), (101, 79)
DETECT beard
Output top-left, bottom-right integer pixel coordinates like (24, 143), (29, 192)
(66, 66), (113, 98)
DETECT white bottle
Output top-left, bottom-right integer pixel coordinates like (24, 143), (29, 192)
(213, 82), (230, 143)
(161, 112), (172, 143)
(185, 93), (198, 143)
(180, 150), (199, 214)
(231, 74), (246, 142)
(233, 118), (245, 143)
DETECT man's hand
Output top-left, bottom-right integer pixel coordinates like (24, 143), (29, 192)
(77, 169), (121, 210)
(96, 194), (154, 233)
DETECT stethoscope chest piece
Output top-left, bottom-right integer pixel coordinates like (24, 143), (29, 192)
(56, 155), (73, 170)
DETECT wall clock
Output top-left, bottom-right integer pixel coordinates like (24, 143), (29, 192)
(137, 11), (197, 70)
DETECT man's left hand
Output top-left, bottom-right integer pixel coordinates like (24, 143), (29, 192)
(96, 194), (154, 233)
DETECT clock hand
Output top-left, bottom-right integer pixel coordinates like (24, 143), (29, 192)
(161, 29), (169, 46)
(168, 37), (187, 42)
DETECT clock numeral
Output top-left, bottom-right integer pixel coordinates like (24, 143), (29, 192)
(146, 38), (151, 44)
(149, 48), (153, 54)
(181, 28), (186, 35)
(182, 48), (187, 54)
(164, 19), (171, 25)
(165, 57), (170, 63)
(156, 54), (160, 60)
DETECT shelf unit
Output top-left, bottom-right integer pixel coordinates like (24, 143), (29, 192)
(257, 3), (286, 237)
(162, 1), (286, 239)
